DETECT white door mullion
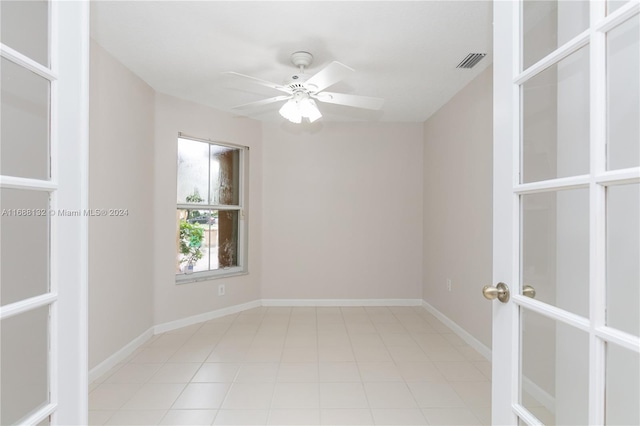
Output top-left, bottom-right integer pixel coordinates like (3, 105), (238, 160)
(513, 403), (544, 426)
(0, 43), (58, 81)
(595, 1), (640, 33)
(0, 176), (58, 191)
(511, 1), (523, 421)
(589, 1), (607, 424)
(47, 0), (59, 422)
(595, 326), (640, 353)
(0, 293), (57, 320)
(49, 0), (59, 416)
(15, 402), (57, 426)
(513, 30), (590, 86)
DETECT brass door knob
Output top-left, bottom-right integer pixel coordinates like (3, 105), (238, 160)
(523, 285), (536, 299)
(482, 282), (510, 303)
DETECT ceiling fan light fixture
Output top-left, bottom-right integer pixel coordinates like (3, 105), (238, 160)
(279, 95), (322, 124)
(300, 98), (322, 123)
(279, 99), (302, 123)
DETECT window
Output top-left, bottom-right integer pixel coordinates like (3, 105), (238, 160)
(176, 136), (247, 282)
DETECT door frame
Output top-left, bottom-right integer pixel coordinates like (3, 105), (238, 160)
(55, 1), (90, 423)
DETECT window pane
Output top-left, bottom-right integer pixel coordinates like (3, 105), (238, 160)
(520, 308), (589, 426)
(177, 208), (211, 274)
(218, 210), (239, 268)
(607, 16), (639, 170)
(522, 1), (589, 70)
(522, 47), (590, 183)
(1, 189), (50, 306)
(0, 0), (49, 67)
(606, 184), (639, 336)
(606, 343), (640, 425)
(0, 306), (50, 425)
(176, 209), (238, 274)
(521, 189), (589, 317)
(210, 145), (240, 206)
(1, 58), (50, 180)
(177, 138), (209, 204)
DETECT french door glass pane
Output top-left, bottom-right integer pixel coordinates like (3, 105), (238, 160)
(522, 47), (590, 183)
(605, 343), (640, 425)
(0, 0), (49, 67)
(177, 138), (209, 205)
(0, 305), (50, 425)
(607, 0), (630, 15)
(0, 189), (50, 306)
(210, 145), (240, 206)
(0, 58), (51, 180)
(521, 189), (589, 317)
(522, 0), (589, 70)
(520, 308), (589, 426)
(606, 183), (639, 336)
(607, 15), (640, 170)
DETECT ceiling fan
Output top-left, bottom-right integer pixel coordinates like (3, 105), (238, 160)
(225, 51), (384, 123)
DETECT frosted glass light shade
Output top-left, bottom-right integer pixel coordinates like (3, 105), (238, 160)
(279, 99), (302, 123)
(279, 95), (322, 123)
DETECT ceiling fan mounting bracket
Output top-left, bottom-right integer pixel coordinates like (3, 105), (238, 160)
(290, 51), (313, 71)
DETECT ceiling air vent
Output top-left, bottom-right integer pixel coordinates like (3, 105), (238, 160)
(456, 53), (487, 69)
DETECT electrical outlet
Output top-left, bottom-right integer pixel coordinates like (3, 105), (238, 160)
(446, 279), (452, 292)
(218, 284), (226, 296)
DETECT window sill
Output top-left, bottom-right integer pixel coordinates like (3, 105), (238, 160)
(175, 268), (247, 284)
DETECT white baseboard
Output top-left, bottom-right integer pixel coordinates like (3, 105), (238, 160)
(262, 298), (423, 307)
(154, 299), (262, 334)
(90, 297), (430, 383)
(89, 300), (261, 383)
(421, 300), (492, 361)
(88, 326), (154, 383)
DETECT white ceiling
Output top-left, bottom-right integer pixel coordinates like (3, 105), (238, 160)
(91, 1), (493, 123)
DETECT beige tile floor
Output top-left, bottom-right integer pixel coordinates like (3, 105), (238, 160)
(89, 306), (492, 425)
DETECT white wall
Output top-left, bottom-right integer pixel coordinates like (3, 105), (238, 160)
(153, 94), (263, 325)
(422, 66), (493, 349)
(88, 41), (155, 369)
(261, 123), (424, 300)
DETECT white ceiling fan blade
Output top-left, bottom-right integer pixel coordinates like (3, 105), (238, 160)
(231, 95), (291, 110)
(315, 92), (384, 110)
(305, 61), (354, 92)
(223, 71), (292, 94)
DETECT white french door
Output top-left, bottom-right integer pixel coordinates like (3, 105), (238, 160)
(492, 1), (639, 425)
(0, 1), (88, 424)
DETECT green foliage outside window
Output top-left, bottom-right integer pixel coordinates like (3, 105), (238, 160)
(179, 220), (204, 266)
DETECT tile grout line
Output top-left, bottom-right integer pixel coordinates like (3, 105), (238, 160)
(342, 307), (375, 423)
(89, 306), (492, 425)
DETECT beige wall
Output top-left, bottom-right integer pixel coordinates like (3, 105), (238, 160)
(261, 123), (424, 300)
(422, 66), (493, 349)
(89, 41), (155, 369)
(89, 40), (494, 370)
(153, 94), (263, 325)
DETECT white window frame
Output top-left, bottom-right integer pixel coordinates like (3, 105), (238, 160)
(175, 133), (248, 284)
